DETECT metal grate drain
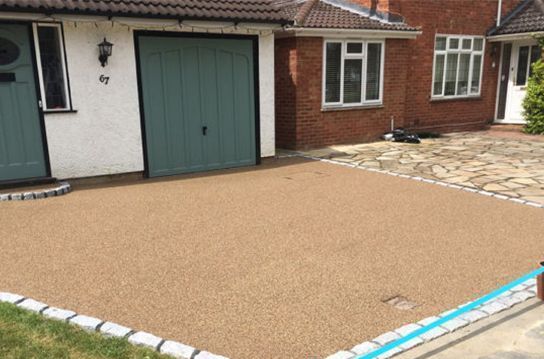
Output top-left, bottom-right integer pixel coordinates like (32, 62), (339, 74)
(383, 295), (419, 310)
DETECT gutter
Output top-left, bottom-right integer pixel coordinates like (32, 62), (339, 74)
(280, 26), (421, 39)
(487, 31), (544, 41)
(0, 6), (292, 26)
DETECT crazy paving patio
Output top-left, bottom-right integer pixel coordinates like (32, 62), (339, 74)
(302, 130), (544, 205)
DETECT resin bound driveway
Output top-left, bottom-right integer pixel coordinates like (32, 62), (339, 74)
(303, 131), (544, 204)
(1, 157), (544, 359)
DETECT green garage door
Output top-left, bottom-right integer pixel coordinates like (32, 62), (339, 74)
(0, 24), (47, 182)
(137, 35), (257, 177)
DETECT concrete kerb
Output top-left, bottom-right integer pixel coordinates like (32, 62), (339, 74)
(0, 292), (226, 359)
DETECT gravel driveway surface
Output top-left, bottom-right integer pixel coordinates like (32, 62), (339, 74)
(0, 157), (543, 358)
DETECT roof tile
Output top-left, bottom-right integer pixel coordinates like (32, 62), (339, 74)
(0, 0), (289, 23)
(277, 0), (417, 31)
(489, 0), (544, 36)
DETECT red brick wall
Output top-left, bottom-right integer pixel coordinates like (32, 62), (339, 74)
(274, 0), (523, 149)
(393, 0), (521, 132)
(275, 37), (411, 149)
(351, 0), (391, 13)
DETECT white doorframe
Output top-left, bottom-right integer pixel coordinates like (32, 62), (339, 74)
(495, 39), (539, 124)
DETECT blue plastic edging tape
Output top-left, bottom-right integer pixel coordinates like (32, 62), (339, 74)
(355, 266), (544, 359)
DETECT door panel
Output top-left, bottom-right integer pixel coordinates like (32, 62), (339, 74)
(199, 46), (221, 168)
(217, 50), (237, 164)
(138, 35), (256, 177)
(497, 43), (511, 120)
(181, 46), (205, 170)
(505, 41), (541, 123)
(0, 24), (46, 181)
(233, 54), (254, 162)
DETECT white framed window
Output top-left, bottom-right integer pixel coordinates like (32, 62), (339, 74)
(322, 39), (384, 108)
(32, 23), (72, 112)
(432, 35), (485, 99)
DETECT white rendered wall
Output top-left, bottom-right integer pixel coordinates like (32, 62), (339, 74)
(257, 31), (275, 158)
(44, 21), (275, 179)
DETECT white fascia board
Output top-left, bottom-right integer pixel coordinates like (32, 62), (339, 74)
(0, 11), (60, 21)
(487, 31), (544, 42)
(0, 11), (281, 30)
(115, 19), (282, 31)
(278, 27), (420, 39)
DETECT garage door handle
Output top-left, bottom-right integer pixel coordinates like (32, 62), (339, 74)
(202, 126), (208, 136)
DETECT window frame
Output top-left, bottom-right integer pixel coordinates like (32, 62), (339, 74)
(515, 44), (541, 87)
(32, 22), (73, 112)
(322, 39), (385, 108)
(431, 34), (485, 100)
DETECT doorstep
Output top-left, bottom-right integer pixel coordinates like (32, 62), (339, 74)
(0, 176), (56, 190)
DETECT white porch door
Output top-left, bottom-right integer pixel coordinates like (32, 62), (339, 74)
(499, 40), (540, 124)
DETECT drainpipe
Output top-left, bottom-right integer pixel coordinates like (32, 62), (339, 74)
(538, 262), (544, 301)
(497, 0), (502, 27)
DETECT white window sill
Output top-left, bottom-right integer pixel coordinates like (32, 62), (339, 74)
(430, 96), (481, 103)
(322, 104), (384, 112)
(43, 109), (78, 114)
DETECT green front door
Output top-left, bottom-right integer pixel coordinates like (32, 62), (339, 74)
(138, 35), (257, 177)
(0, 24), (47, 182)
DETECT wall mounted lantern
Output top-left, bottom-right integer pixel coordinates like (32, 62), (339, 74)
(490, 43), (498, 58)
(98, 38), (113, 67)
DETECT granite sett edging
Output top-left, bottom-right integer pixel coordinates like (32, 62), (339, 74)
(291, 153), (544, 210)
(0, 182), (71, 201)
(0, 292), (227, 359)
(324, 276), (538, 358)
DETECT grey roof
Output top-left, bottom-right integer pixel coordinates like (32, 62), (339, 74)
(0, 0), (290, 24)
(488, 0), (544, 36)
(276, 0), (418, 31)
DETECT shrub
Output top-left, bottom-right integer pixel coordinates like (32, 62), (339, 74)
(523, 39), (544, 134)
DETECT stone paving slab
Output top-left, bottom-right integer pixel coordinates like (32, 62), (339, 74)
(299, 131), (544, 205)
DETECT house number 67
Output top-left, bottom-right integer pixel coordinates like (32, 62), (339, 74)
(99, 75), (110, 85)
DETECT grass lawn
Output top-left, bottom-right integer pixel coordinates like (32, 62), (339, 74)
(0, 302), (170, 359)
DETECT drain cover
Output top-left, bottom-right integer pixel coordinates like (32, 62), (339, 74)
(283, 171), (329, 180)
(383, 295), (419, 310)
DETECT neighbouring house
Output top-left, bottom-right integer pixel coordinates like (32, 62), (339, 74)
(488, 0), (544, 124)
(0, 0), (288, 183)
(274, 0), (544, 150)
